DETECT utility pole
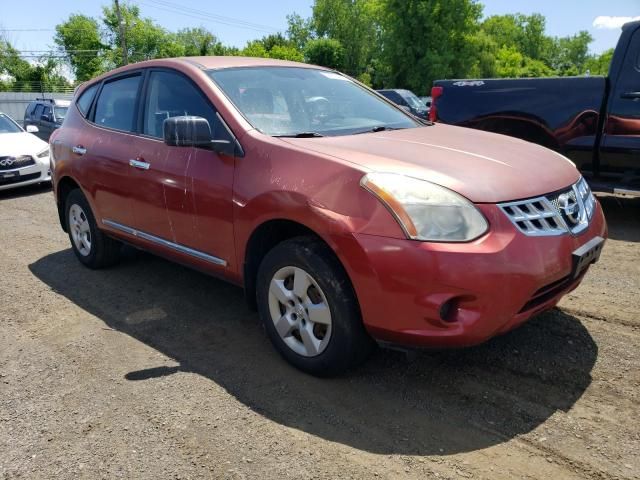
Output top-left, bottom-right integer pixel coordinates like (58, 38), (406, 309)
(114, 0), (128, 65)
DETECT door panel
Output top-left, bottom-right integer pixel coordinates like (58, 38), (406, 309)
(126, 135), (188, 242)
(136, 68), (236, 268)
(601, 27), (640, 178)
(85, 73), (142, 230)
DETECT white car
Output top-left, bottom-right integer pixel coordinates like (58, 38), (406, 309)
(0, 112), (51, 191)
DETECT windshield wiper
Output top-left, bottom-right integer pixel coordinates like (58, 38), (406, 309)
(275, 132), (324, 138)
(353, 125), (403, 135)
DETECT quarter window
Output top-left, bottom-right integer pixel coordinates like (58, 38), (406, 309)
(76, 84), (99, 117)
(143, 70), (219, 139)
(94, 75), (141, 132)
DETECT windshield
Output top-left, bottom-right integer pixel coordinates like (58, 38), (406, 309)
(0, 114), (22, 134)
(399, 91), (425, 110)
(54, 106), (68, 121)
(207, 67), (418, 137)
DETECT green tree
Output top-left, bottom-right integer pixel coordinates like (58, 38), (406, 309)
(584, 48), (614, 76)
(286, 13), (314, 50)
(304, 38), (345, 69)
(55, 14), (106, 81)
(546, 31), (593, 75)
(312, 0), (381, 76)
(176, 27), (225, 56)
(381, 0), (483, 93)
(1, 38), (70, 91)
(481, 14), (550, 61)
(102, 2), (182, 65)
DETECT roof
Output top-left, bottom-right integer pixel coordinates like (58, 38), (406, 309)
(176, 56), (325, 70)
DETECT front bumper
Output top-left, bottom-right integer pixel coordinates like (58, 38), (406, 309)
(336, 200), (607, 348)
(0, 157), (51, 191)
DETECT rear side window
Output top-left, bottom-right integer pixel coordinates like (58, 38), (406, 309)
(94, 75), (141, 132)
(76, 84), (99, 117)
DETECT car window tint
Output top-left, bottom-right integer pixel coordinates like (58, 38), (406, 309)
(143, 70), (219, 139)
(77, 84), (98, 117)
(42, 106), (51, 118)
(94, 75), (141, 132)
(33, 104), (44, 119)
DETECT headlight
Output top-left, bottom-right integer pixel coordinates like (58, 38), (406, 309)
(36, 148), (49, 158)
(361, 172), (488, 242)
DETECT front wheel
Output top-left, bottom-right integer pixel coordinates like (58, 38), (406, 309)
(256, 237), (374, 376)
(65, 189), (121, 269)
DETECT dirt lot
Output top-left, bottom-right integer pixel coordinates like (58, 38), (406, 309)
(0, 185), (638, 480)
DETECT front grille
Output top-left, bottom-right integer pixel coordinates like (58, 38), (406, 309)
(0, 172), (40, 185)
(0, 155), (35, 171)
(499, 177), (595, 237)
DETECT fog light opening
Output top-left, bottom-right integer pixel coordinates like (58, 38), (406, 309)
(439, 298), (459, 323)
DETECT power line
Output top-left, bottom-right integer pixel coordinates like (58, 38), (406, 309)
(143, 0), (280, 30)
(140, 0), (280, 33)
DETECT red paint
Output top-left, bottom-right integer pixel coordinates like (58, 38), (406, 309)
(51, 57), (607, 349)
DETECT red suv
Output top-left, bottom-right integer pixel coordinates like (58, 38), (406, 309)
(50, 57), (606, 375)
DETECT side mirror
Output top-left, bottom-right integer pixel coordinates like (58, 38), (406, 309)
(26, 125), (39, 133)
(164, 116), (213, 148)
(163, 115), (240, 157)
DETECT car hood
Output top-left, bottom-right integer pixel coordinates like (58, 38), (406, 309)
(0, 132), (48, 157)
(281, 124), (580, 203)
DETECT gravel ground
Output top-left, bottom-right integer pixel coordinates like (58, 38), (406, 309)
(1, 185), (638, 480)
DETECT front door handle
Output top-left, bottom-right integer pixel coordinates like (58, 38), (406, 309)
(129, 159), (150, 170)
(72, 145), (87, 155)
(621, 91), (640, 99)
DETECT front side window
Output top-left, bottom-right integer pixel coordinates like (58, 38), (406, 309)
(33, 104), (44, 119)
(143, 70), (219, 139)
(94, 75), (141, 132)
(208, 67), (418, 137)
(42, 106), (52, 120)
(0, 114), (22, 134)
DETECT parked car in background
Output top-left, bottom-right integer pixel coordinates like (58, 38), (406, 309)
(51, 57), (605, 376)
(431, 19), (640, 196)
(377, 89), (429, 120)
(23, 98), (71, 141)
(419, 96), (432, 112)
(0, 112), (50, 191)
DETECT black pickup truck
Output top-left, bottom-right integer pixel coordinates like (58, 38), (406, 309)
(432, 20), (640, 196)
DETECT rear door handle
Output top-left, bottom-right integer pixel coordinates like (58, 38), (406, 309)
(129, 159), (150, 170)
(621, 91), (640, 99)
(72, 145), (86, 155)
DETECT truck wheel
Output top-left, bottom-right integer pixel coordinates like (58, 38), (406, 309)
(65, 189), (120, 269)
(256, 236), (374, 376)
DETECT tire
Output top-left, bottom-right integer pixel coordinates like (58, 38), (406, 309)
(65, 189), (121, 269)
(256, 236), (374, 376)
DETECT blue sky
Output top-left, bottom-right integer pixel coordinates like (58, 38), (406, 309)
(0, 0), (637, 57)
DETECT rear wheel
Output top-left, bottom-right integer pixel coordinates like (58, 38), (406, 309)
(65, 189), (120, 268)
(256, 237), (374, 376)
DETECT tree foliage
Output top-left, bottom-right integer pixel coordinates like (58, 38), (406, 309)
(304, 38), (345, 70)
(46, 0), (617, 92)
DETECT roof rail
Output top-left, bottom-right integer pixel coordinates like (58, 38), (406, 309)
(35, 98), (56, 103)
